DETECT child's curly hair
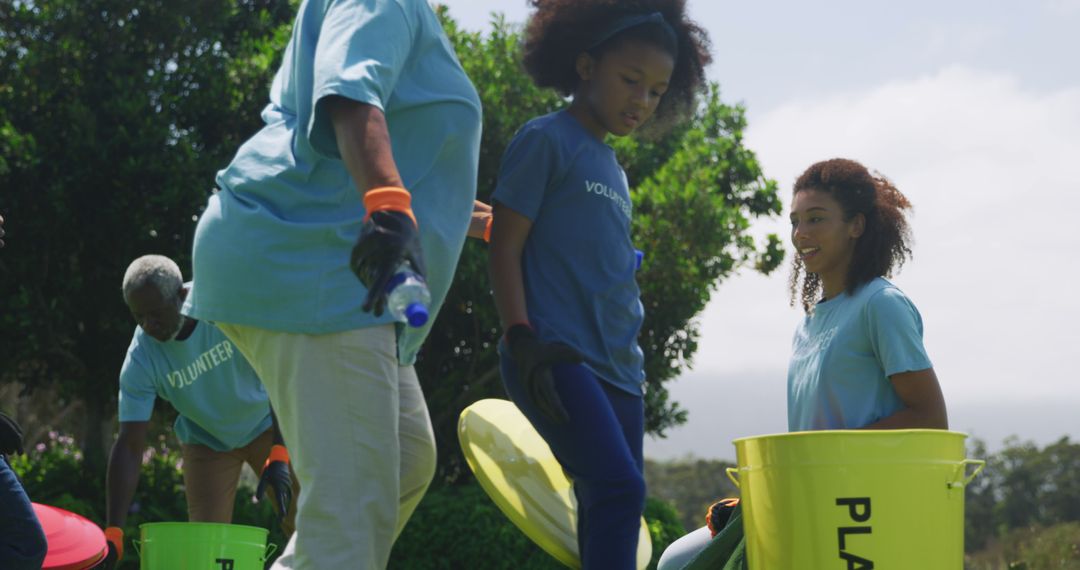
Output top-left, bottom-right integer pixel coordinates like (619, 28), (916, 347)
(521, 0), (711, 135)
(789, 158), (914, 312)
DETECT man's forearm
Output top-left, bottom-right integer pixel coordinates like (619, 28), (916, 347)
(105, 444), (143, 527)
(326, 96), (403, 195)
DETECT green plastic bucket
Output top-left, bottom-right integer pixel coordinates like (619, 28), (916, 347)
(726, 430), (984, 570)
(136, 522), (276, 570)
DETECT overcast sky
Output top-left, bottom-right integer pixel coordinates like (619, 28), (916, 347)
(438, 0), (1080, 460)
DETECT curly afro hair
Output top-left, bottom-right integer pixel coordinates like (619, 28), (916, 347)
(521, 0), (711, 135)
(789, 158), (915, 312)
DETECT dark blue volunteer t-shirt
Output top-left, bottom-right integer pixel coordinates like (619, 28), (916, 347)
(493, 110), (645, 394)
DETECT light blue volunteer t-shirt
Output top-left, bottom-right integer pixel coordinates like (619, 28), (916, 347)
(118, 321), (273, 452)
(184, 0), (482, 365)
(493, 110), (645, 395)
(787, 277), (933, 431)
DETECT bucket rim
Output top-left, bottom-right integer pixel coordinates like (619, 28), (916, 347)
(732, 429), (969, 445)
(138, 522), (269, 534)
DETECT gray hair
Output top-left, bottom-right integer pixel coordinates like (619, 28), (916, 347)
(122, 255), (183, 303)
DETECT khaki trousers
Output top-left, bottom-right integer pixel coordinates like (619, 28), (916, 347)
(181, 428), (300, 537)
(217, 323), (437, 570)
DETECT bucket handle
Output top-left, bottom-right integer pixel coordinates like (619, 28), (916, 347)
(131, 539), (141, 558)
(262, 542), (279, 562)
(726, 467), (740, 489)
(948, 459), (986, 489)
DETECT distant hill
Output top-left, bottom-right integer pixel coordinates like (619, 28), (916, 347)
(643, 369), (1080, 462)
(644, 457), (737, 532)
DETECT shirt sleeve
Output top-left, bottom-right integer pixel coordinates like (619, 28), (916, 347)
(308, 0), (415, 158)
(491, 125), (561, 221)
(118, 350), (157, 423)
(864, 287), (933, 377)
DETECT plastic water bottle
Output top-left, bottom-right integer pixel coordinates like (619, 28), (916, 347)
(386, 267), (431, 328)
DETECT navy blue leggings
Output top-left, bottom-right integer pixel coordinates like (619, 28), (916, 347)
(500, 357), (646, 570)
(0, 456), (48, 570)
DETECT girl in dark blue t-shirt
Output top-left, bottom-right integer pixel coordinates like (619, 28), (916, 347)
(489, 1), (710, 567)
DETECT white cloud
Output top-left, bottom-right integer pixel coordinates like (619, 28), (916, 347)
(690, 67), (1080, 406)
(1047, 0), (1080, 14)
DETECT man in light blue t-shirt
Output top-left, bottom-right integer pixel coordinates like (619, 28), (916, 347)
(101, 256), (297, 569)
(183, 0), (483, 567)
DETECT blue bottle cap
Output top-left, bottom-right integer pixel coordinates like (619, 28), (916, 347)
(404, 302), (429, 327)
(634, 249), (644, 270)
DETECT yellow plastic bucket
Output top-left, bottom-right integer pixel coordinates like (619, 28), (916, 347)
(726, 430), (984, 570)
(135, 522), (276, 570)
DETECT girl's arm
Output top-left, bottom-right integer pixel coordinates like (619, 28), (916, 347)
(488, 203), (532, 329)
(863, 368), (948, 429)
(468, 200), (493, 240)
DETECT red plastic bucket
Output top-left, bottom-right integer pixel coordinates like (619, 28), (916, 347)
(32, 503), (107, 570)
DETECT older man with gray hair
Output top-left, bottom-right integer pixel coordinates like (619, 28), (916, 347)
(101, 254), (298, 568)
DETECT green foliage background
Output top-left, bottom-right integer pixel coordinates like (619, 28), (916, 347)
(0, 0), (298, 469)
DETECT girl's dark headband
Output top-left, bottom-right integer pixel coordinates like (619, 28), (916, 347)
(586, 11), (677, 53)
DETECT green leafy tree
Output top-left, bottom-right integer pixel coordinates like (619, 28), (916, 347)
(995, 437), (1049, 530)
(0, 0), (295, 468)
(421, 9), (784, 480)
(1038, 437), (1080, 524)
(964, 437), (1080, 556)
(965, 439), (999, 551)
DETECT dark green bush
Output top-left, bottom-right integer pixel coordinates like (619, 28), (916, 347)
(390, 481), (686, 569)
(13, 432), (686, 569)
(644, 496), (689, 568)
(390, 482), (563, 570)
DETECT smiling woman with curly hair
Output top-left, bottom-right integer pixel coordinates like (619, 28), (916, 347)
(785, 157), (946, 430)
(656, 159), (948, 569)
(488, 1), (712, 568)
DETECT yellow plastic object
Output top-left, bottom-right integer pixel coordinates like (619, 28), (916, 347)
(726, 430), (985, 570)
(458, 398), (652, 569)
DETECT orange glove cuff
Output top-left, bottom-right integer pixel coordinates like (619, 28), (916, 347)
(264, 445), (289, 471)
(363, 187), (416, 227)
(105, 526), (124, 559)
(483, 216), (493, 243)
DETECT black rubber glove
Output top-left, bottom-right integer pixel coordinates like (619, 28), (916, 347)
(706, 498), (741, 537)
(505, 325), (584, 424)
(350, 210), (426, 316)
(256, 459), (292, 525)
(0, 411), (24, 456)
